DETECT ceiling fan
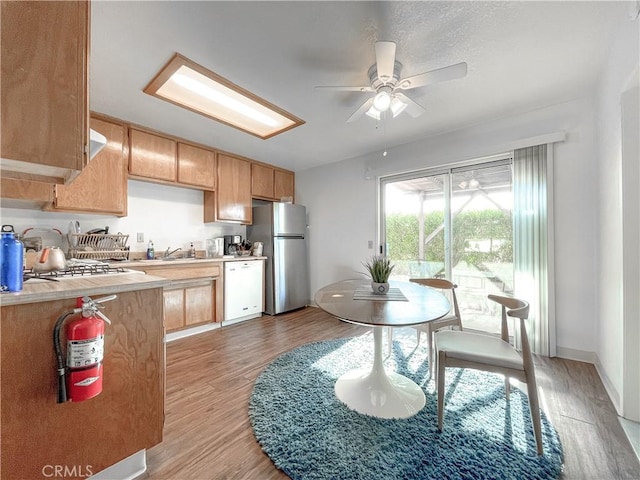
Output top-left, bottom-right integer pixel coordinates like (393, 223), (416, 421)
(316, 41), (467, 123)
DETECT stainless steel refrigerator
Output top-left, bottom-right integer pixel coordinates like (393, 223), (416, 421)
(247, 203), (309, 315)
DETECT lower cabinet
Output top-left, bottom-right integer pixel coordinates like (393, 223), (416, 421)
(163, 279), (214, 331)
(126, 262), (222, 333)
(0, 288), (164, 479)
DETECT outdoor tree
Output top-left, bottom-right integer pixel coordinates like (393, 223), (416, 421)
(385, 209), (512, 274)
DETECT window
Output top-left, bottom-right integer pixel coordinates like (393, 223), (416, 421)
(381, 158), (513, 334)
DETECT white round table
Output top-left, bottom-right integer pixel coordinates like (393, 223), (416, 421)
(314, 279), (450, 419)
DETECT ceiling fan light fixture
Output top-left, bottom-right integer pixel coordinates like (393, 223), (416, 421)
(366, 94), (407, 120)
(389, 97), (407, 117)
(365, 106), (381, 120)
(372, 88), (392, 112)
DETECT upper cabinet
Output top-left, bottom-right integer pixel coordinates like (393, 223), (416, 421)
(0, 1), (89, 184)
(251, 163), (275, 200)
(52, 116), (128, 216)
(0, 116), (128, 216)
(206, 154), (252, 224)
(177, 143), (216, 190)
(0, 178), (54, 210)
(129, 128), (177, 182)
(274, 169), (295, 201)
(251, 163), (295, 202)
(128, 129), (217, 191)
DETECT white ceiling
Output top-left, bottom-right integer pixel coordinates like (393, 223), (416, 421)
(90, 1), (630, 172)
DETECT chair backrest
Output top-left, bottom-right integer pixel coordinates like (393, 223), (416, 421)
(487, 294), (532, 360)
(410, 278), (461, 322)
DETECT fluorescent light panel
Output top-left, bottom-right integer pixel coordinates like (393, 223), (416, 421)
(144, 54), (304, 139)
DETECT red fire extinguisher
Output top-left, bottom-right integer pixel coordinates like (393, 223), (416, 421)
(53, 295), (116, 403)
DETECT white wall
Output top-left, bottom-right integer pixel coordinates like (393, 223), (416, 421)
(299, 155), (378, 292)
(0, 180), (244, 255)
(298, 96), (599, 358)
(594, 8), (639, 419)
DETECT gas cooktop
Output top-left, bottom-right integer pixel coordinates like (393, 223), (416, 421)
(24, 260), (128, 282)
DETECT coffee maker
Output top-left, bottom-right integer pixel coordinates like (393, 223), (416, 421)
(223, 235), (242, 255)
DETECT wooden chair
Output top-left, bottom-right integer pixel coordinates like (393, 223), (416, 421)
(411, 278), (463, 375)
(434, 294), (543, 455)
(387, 278), (462, 375)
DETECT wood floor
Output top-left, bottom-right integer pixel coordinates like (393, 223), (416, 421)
(144, 307), (640, 480)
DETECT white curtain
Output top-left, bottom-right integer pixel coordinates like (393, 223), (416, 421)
(513, 144), (556, 356)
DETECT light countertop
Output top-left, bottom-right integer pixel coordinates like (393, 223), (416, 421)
(1, 257), (267, 307)
(0, 271), (169, 307)
(113, 256), (266, 268)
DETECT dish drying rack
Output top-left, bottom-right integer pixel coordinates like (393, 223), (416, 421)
(68, 233), (129, 261)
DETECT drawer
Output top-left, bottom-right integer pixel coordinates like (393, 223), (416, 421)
(130, 264), (221, 281)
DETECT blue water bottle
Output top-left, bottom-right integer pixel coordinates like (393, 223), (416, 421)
(1, 225), (24, 292)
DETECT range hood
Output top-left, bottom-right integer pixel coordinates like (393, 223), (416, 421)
(89, 128), (107, 159)
(0, 128), (109, 186)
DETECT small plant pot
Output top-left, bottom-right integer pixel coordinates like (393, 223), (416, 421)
(371, 282), (390, 295)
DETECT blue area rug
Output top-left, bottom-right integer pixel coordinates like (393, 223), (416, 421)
(249, 332), (564, 480)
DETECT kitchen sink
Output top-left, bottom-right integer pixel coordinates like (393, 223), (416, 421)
(133, 258), (200, 264)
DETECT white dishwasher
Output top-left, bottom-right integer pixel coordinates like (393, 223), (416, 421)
(223, 260), (265, 325)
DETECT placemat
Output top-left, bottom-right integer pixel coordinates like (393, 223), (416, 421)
(353, 287), (408, 301)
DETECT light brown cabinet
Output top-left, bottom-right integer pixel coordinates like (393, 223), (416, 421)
(1, 288), (164, 480)
(163, 288), (186, 331)
(185, 283), (214, 325)
(126, 262), (222, 332)
(207, 153), (252, 224)
(0, 116), (128, 215)
(161, 280), (215, 331)
(274, 169), (295, 200)
(252, 163), (275, 199)
(129, 128), (177, 182)
(177, 142), (216, 190)
(52, 116), (128, 216)
(251, 163), (295, 202)
(162, 280), (214, 331)
(0, 178), (54, 210)
(0, 0), (89, 185)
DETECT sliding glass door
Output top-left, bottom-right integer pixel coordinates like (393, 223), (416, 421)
(381, 160), (513, 333)
(382, 172), (448, 278)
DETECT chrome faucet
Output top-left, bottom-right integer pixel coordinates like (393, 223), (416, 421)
(164, 247), (182, 258)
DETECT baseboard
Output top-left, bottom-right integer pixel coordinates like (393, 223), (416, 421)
(89, 449), (146, 480)
(594, 353), (623, 416)
(619, 417), (640, 462)
(221, 313), (262, 327)
(554, 346), (596, 363)
(554, 347), (625, 418)
(166, 322), (221, 343)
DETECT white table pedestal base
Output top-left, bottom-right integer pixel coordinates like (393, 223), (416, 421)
(334, 328), (426, 419)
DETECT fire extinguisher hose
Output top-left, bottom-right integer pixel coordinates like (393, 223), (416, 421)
(53, 311), (75, 404)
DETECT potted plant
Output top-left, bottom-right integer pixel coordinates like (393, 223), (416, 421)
(363, 255), (394, 294)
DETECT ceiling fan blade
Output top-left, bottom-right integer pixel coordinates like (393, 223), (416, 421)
(314, 85), (375, 93)
(394, 93), (426, 118)
(396, 62), (467, 90)
(347, 97), (374, 123)
(375, 41), (396, 83)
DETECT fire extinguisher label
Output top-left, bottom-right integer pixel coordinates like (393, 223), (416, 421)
(67, 335), (104, 367)
(74, 376), (100, 387)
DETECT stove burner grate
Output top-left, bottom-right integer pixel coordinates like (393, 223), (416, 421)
(25, 263), (127, 279)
